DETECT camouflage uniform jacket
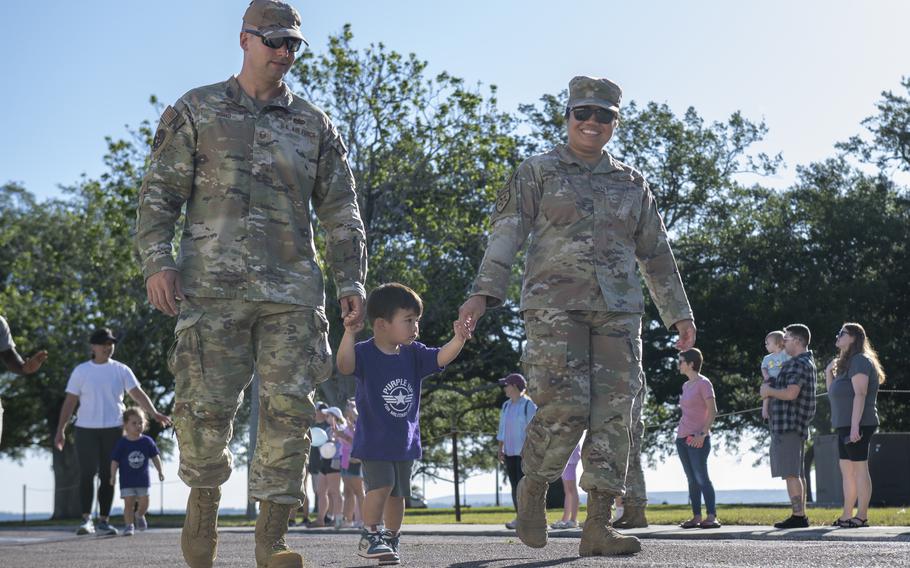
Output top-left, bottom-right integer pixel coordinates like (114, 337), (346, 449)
(136, 76), (367, 306)
(470, 144), (692, 329)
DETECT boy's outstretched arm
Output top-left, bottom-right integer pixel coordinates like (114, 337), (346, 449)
(438, 320), (470, 367)
(110, 461), (118, 486)
(337, 313), (363, 376)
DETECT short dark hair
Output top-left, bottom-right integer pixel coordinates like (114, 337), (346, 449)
(784, 323), (811, 347)
(366, 283), (423, 324)
(679, 348), (704, 372)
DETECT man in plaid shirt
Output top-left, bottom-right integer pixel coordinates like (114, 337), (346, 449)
(760, 323), (817, 528)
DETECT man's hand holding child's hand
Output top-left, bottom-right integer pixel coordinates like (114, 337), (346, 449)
(343, 311), (364, 333)
(453, 320), (471, 342)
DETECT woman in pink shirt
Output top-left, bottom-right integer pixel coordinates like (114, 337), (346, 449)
(676, 348), (720, 529)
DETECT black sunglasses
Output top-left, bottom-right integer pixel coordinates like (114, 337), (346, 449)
(571, 107), (616, 124)
(244, 29), (303, 53)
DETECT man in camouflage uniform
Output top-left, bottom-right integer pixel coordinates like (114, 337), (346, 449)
(459, 76), (695, 556)
(136, 2), (366, 567)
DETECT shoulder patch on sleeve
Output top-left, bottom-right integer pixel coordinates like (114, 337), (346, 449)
(152, 127), (168, 152)
(495, 170), (516, 213)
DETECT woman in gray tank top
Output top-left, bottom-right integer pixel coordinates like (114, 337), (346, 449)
(823, 322), (886, 529)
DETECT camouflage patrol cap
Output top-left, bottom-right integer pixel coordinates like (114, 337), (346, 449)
(567, 76), (622, 112)
(243, 0), (308, 45)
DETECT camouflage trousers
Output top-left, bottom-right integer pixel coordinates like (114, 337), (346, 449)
(168, 297), (333, 505)
(624, 375), (648, 506)
(520, 309), (645, 496)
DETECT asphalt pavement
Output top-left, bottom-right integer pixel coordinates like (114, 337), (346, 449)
(2, 524), (910, 567)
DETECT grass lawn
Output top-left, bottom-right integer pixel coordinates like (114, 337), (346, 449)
(402, 504), (910, 527)
(4, 504), (908, 528)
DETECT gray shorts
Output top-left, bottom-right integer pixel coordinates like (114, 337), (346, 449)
(770, 432), (805, 478)
(120, 487), (150, 498)
(362, 460), (413, 497)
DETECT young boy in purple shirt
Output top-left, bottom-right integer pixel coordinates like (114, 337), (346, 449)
(337, 283), (469, 565)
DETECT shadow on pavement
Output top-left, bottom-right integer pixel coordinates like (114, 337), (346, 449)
(449, 557), (581, 568)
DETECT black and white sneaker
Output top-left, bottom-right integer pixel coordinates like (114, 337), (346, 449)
(95, 520), (119, 536)
(358, 530), (397, 562)
(380, 529), (401, 565)
(773, 515), (810, 529)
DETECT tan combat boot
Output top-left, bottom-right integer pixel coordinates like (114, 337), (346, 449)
(612, 503), (649, 529)
(255, 501), (304, 568)
(579, 491), (641, 556)
(181, 487), (221, 568)
(515, 476), (549, 548)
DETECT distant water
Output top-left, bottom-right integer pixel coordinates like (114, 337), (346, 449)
(426, 489), (790, 508)
(0, 508), (250, 523)
(1, 494), (792, 521)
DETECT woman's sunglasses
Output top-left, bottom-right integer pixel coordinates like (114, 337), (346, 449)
(571, 107), (616, 124)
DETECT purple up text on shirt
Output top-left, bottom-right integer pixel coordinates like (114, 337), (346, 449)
(382, 378), (415, 418)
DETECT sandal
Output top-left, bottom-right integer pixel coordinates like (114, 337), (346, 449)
(699, 519), (722, 529)
(832, 518), (850, 527)
(679, 519), (700, 529)
(842, 517), (868, 528)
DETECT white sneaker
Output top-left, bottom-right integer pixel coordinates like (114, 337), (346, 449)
(611, 506), (624, 522)
(136, 515), (148, 531)
(123, 524), (135, 536)
(76, 518), (95, 535)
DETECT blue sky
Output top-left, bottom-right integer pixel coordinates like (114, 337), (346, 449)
(2, 0), (909, 200)
(2, 0), (910, 512)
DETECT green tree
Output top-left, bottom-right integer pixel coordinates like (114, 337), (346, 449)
(0, 134), (180, 517)
(838, 76), (910, 172)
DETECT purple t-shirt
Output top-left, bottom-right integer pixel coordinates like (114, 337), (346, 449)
(111, 434), (160, 489)
(351, 339), (442, 461)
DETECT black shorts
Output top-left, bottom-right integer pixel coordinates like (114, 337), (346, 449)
(319, 458), (341, 475)
(362, 460), (413, 497)
(837, 425), (877, 461)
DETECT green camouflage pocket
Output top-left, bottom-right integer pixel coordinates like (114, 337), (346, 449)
(309, 309), (333, 384)
(521, 422), (552, 466)
(626, 336), (644, 396)
(167, 307), (205, 382)
(520, 314), (567, 369)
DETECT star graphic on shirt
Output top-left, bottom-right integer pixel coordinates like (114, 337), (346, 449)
(394, 392), (407, 405)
